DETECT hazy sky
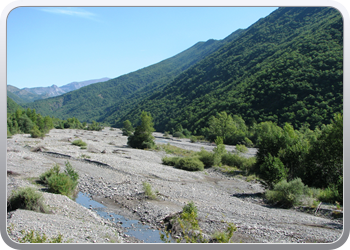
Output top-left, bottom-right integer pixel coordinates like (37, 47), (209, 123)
(7, 7), (278, 88)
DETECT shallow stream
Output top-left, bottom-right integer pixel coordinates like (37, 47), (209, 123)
(75, 192), (168, 243)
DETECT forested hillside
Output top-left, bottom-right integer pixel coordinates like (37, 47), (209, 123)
(118, 7), (342, 133)
(24, 29), (244, 122)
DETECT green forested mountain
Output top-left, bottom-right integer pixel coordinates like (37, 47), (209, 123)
(24, 29), (244, 122)
(7, 86), (42, 104)
(7, 96), (22, 114)
(117, 7), (343, 133)
(22, 7), (342, 135)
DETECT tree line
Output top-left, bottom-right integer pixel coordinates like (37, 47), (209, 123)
(7, 99), (104, 138)
(123, 110), (343, 204)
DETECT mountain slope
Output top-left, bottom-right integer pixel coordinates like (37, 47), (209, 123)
(7, 85), (42, 104)
(24, 29), (243, 122)
(117, 7), (343, 132)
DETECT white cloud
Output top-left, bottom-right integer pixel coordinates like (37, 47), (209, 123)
(39, 7), (97, 20)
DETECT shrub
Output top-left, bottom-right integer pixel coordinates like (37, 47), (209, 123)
(72, 139), (87, 147)
(159, 144), (196, 157)
(173, 131), (185, 138)
(85, 121), (103, 131)
(317, 184), (341, 204)
(39, 161), (79, 199)
(30, 126), (44, 138)
(162, 156), (180, 166)
(161, 201), (236, 243)
(7, 187), (48, 213)
(197, 149), (215, 168)
(47, 173), (77, 198)
(18, 230), (63, 243)
(190, 136), (197, 143)
(182, 201), (198, 216)
(142, 182), (157, 200)
(163, 156), (204, 171)
(39, 164), (60, 184)
(259, 153), (287, 188)
(221, 153), (256, 172)
(211, 223), (237, 243)
(213, 137), (226, 166)
(265, 178), (307, 208)
(243, 137), (254, 147)
(175, 157), (204, 171)
(235, 144), (248, 154)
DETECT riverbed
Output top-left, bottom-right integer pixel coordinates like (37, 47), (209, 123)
(6, 128), (343, 244)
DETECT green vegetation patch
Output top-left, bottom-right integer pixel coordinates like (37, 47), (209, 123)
(39, 161), (79, 199)
(7, 187), (48, 213)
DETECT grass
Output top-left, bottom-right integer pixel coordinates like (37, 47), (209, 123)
(142, 182), (157, 200)
(71, 139), (87, 148)
(7, 187), (49, 213)
(157, 143), (196, 157)
(18, 230), (64, 243)
(160, 201), (236, 243)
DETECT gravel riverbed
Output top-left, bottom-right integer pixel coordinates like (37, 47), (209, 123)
(6, 128), (343, 244)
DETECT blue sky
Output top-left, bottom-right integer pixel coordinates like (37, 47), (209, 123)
(7, 7), (278, 89)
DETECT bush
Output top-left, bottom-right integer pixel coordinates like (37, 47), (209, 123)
(176, 157), (204, 171)
(265, 178), (307, 208)
(7, 187), (48, 213)
(72, 139), (87, 147)
(317, 184), (341, 204)
(259, 153), (288, 187)
(190, 136), (197, 143)
(30, 126), (44, 138)
(197, 149), (215, 168)
(221, 153), (256, 172)
(162, 156), (180, 166)
(18, 230), (63, 243)
(85, 121), (103, 131)
(39, 164), (60, 184)
(163, 156), (204, 171)
(211, 223), (237, 243)
(142, 182), (157, 200)
(39, 161), (79, 199)
(243, 137), (254, 147)
(182, 201), (198, 216)
(235, 144), (248, 154)
(173, 131), (185, 138)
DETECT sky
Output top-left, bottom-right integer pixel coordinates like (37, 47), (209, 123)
(7, 7), (279, 88)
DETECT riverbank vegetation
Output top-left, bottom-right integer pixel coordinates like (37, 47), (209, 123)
(7, 99), (105, 139)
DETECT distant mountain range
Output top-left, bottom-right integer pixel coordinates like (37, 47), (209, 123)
(7, 77), (110, 104)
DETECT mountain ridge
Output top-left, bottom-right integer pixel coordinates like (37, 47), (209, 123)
(23, 29), (244, 122)
(7, 77), (111, 104)
(21, 7), (342, 134)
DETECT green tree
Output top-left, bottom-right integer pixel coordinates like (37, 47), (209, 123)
(259, 153), (288, 188)
(305, 113), (343, 198)
(127, 111), (155, 149)
(122, 120), (134, 136)
(206, 111), (236, 142)
(213, 136), (227, 166)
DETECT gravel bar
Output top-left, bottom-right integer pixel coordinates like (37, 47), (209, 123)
(6, 128), (343, 244)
